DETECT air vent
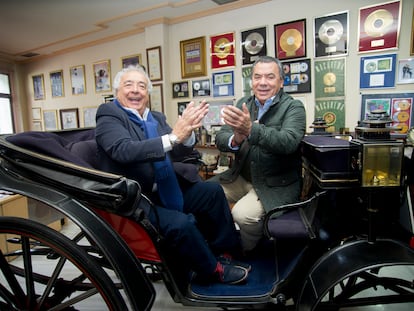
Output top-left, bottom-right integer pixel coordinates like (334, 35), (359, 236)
(21, 52), (40, 58)
(211, 0), (238, 4)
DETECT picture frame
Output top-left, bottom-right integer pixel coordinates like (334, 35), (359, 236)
(60, 108), (79, 130)
(212, 71), (234, 97)
(359, 53), (396, 89)
(149, 83), (164, 113)
(93, 60), (111, 93)
(32, 121), (43, 131)
(241, 26), (267, 65)
(180, 36), (207, 79)
(43, 109), (58, 131)
(146, 46), (163, 81)
(177, 101), (190, 116)
(275, 19), (306, 60)
(203, 100), (233, 128)
(82, 106), (98, 128)
(313, 11), (348, 58)
(70, 65), (86, 95)
(282, 58), (312, 93)
(32, 74), (45, 100)
(314, 58), (345, 98)
(361, 92), (414, 133)
(411, 8), (414, 56)
(210, 32), (235, 69)
(192, 79), (210, 97)
(32, 107), (42, 120)
(121, 54), (141, 68)
(50, 70), (64, 97)
(242, 65), (253, 97)
(397, 58), (414, 84)
(172, 81), (189, 98)
(358, 0), (401, 53)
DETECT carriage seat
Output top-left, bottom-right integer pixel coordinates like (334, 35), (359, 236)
(264, 191), (327, 241)
(69, 139), (98, 168)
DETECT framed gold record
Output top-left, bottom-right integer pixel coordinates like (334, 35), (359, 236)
(358, 0), (401, 53)
(211, 32), (235, 69)
(275, 19), (306, 60)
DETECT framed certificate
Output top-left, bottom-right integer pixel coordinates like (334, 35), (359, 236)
(212, 71), (234, 97)
(146, 46), (162, 81)
(180, 36), (207, 78)
(50, 70), (64, 97)
(32, 74), (45, 100)
(149, 83), (164, 112)
(70, 65), (86, 95)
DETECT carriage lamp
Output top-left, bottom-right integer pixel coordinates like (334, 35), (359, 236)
(352, 110), (404, 188)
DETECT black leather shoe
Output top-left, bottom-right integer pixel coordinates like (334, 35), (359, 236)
(217, 254), (252, 272)
(215, 262), (248, 285)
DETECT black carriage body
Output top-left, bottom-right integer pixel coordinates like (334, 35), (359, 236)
(0, 128), (413, 310)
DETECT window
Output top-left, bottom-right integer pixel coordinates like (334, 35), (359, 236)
(0, 73), (14, 134)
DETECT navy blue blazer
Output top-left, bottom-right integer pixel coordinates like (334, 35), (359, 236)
(95, 102), (201, 195)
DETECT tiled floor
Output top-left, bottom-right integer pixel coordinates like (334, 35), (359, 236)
(2, 219), (414, 310)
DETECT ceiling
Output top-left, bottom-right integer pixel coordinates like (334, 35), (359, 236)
(0, 0), (267, 64)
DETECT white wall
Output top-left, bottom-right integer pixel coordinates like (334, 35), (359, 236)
(21, 0), (414, 132)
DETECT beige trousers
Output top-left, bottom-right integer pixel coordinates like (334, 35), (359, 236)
(219, 175), (265, 252)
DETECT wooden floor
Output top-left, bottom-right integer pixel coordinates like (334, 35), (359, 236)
(2, 219), (414, 310)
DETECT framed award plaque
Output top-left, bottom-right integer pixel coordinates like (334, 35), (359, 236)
(359, 53), (396, 89)
(282, 58), (311, 93)
(172, 81), (189, 98)
(275, 19), (306, 60)
(210, 32), (235, 69)
(358, 0), (401, 53)
(241, 26), (267, 65)
(314, 11), (348, 58)
(180, 36), (207, 79)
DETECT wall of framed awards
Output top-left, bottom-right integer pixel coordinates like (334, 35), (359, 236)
(165, 0), (413, 134)
(22, 0), (413, 134)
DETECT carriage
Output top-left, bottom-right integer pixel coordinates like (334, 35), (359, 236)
(0, 115), (414, 310)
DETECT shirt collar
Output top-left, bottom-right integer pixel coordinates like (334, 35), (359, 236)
(124, 106), (149, 121)
(254, 95), (275, 120)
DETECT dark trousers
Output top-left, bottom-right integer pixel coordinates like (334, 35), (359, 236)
(146, 181), (241, 277)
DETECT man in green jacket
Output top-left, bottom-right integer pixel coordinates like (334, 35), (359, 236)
(212, 56), (306, 252)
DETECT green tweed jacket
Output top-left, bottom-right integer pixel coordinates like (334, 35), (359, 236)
(212, 89), (306, 213)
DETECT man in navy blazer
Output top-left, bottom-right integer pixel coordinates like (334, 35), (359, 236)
(95, 65), (250, 285)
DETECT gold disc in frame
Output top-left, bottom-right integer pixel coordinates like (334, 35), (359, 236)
(214, 38), (231, 59)
(364, 9), (394, 38)
(279, 28), (302, 54)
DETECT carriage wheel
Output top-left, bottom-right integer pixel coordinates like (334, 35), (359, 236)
(0, 217), (128, 310)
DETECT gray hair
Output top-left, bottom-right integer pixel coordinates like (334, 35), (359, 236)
(112, 65), (153, 96)
(252, 56), (285, 81)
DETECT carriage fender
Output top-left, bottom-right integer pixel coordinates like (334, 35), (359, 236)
(297, 238), (414, 310)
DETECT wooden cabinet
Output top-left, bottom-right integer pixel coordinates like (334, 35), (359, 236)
(0, 194), (65, 260)
(0, 194), (29, 260)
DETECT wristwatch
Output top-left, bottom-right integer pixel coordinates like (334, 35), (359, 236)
(168, 133), (179, 146)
